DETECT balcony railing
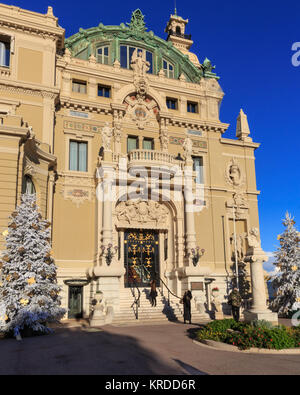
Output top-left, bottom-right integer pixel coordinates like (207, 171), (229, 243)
(168, 31), (192, 41)
(128, 149), (179, 167)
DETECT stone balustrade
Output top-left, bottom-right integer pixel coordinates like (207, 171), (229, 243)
(128, 149), (181, 167)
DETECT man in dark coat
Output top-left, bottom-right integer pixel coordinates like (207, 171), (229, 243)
(149, 280), (157, 307)
(183, 290), (192, 324)
(228, 288), (242, 322)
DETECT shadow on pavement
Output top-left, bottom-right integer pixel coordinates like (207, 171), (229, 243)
(173, 359), (209, 375)
(0, 326), (185, 375)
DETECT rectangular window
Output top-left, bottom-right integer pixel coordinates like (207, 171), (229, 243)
(166, 97), (178, 110)
(69, 141), (88, 172)
(0, 36), (10, 67)
(97, 46), (109, 65)
(187, 101), (198, 113)
(193, 156), (204, 184)
(98, 84), (111, 98)
(143, 138), (154, 150)
(127, 136), (138, 152)
(163, 59), (175, 79)
(72, 80), (87, 94)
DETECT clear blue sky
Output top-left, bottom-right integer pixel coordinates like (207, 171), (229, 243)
(4, 0), (300, 253)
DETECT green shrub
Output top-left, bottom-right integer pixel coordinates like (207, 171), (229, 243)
(196, 319), (300, 350)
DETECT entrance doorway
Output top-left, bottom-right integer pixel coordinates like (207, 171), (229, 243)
(124, 229), (160, 288)
(68, 286), (83, 319)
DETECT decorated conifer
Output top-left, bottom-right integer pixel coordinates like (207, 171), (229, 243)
(0, 194), (65, 338)
(270, 212), (300, 316)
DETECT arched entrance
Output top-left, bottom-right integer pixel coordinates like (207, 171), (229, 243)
(114, 198), (180, 289)
(124, 229), (159, 287)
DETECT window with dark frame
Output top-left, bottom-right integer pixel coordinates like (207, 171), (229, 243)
(143, 138), (154, 150)
(187, 101), (198, 113)
(166, 97), (178, 110)
(72, 80), (87, 94)
(98, 84), (111, 98)
(127, 136), (139, 152)
(69, 141), (88, 172)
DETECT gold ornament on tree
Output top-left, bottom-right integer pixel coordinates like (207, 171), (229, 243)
(19, 299), (29, 306)
(27, 277), (36, 285)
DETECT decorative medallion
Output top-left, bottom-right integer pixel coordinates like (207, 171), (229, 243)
(225, 158), (245, 188)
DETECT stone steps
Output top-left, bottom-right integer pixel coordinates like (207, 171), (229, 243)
(112, 288), (210, 325)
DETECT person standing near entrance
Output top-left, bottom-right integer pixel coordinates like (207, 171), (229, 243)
(150, 279), (157, 307)
(228, 288), (242, 322)
(182, 290), (192, 324)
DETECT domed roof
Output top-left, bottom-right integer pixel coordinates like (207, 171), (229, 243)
(65, 9), (218, 83)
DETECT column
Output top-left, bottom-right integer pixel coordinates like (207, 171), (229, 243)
(184, 159), (196, 258)
(244, 246), (278, 324)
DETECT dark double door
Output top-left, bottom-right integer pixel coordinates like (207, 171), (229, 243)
(124, 230), (160, 288)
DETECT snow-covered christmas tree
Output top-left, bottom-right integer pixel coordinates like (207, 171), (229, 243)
(270, 212), (300, 316)
(0, 194), (65, 338)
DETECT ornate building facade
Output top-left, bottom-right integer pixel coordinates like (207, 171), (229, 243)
(0, 4), (277, 324)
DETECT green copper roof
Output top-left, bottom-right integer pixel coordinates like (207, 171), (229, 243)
(65, 9), (219, 82)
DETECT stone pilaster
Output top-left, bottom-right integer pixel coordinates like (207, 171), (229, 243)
(184, 159), (196, 260)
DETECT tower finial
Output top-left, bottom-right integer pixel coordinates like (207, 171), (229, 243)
(174, 0), (177, 15)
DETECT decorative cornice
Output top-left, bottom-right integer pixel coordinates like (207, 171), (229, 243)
(0, 5), (65, 48)
(220, 138), (260, 149)
(60, 95), (112, 114)
(0, 79), (60, 99)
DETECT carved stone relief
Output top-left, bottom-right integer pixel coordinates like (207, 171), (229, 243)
(225, 158), (245, 188)
(115, 200), (169, 229)
(60, 174), (95, 207)
(101, 122), (113, 151)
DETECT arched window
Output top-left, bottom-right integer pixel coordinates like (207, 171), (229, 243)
(97, 46), (110, 65)
(163, 59), (175, 79)
(176, 26), (181, 36)
(22, 175), (36, 194)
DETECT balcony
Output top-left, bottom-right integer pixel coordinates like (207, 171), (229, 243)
(127, 149), (184, 176)
(168, 31), (192, 41)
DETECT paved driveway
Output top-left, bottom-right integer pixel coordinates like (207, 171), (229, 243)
(0, 322), (299, 375)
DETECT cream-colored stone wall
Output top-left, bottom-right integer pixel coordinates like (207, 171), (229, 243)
(0, 3), (267, 321)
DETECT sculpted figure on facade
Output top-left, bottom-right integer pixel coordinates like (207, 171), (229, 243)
(101, 122), (113, 151)
(183, 136), (193, 159)
(247, 227), (261, 249)
(113, 118), (122, 145)
(231, 233), (246, 262)
(131, 49), (150, 78)
(160, 118), (169, 152)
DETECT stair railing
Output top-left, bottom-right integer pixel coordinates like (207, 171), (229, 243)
(129, 278), (141, 320)
(158, 276), (181, 307)
(141, 266), (181, 307)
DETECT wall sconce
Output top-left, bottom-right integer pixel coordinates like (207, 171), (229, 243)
(100, 244), (118, 266)
(190, 247), (205, 267)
